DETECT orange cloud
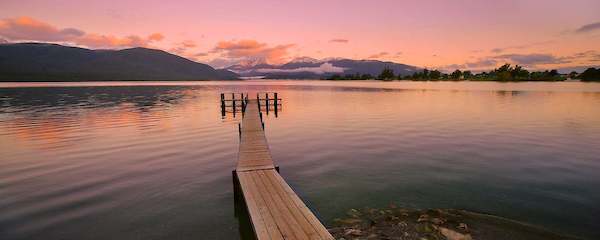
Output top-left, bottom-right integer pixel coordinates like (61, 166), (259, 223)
(211, 39), (295, 65)
(181, 40), (196, 48)
(0, 16), (84, 42)
(76, 33), (162, 48)
(168, 40), (199, 59)
(0, 16), (163, 48)
(329, 38), (349, 43)
(148, 33), (164, 41)
(368, 51), (389, 59)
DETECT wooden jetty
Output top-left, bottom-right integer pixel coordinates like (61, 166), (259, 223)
(230, 93), (334, 240)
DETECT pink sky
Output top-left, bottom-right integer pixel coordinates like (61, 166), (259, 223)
(1, 0), (599, 71)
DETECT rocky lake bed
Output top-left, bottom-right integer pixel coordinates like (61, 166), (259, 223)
(328, 206), (581, 240)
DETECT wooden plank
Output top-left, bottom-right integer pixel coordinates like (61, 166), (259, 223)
(235, 99), (334, 240)
(268, 171), (334, 239)
(237, 172), (271, 239)
(250, 171), (307, 239)
(258, 171), (322, 239)
(238, 171), (283, 240)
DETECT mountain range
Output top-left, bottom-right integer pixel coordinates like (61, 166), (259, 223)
(0, 42), (421, 81)
(226, 57), (420, 79)
(0, 43), (238, 81)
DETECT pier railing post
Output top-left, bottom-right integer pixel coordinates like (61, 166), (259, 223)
(241, 93), (246, 114)
(274, 92), (278, 117)
(266, 92), (270, 115)
(233, 98), (236, 117)
(220, 93), (225, 118)
(257, 94), (261, 110)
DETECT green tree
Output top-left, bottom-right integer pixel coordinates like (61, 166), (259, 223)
(377, 67), (395, 80)
(463, 71), (473, 79)
(510, 65), (529, 80)
(494, 64), (514, 81)
(497, 71), (512, 81)
(429, 70), (441, 80)
(568, 71), (578, 79)
(361, 73), (373, 80)
(579, 68), (600, 81)
(450, 69), (462, 80)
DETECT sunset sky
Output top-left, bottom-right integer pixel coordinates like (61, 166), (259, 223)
(1, 0), (599, 71)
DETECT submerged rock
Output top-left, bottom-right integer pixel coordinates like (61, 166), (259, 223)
(328, 207), (582, 240)
(344, 228), (363, 236)
(439, 227), (472, 240)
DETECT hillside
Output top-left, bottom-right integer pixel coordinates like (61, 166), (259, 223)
(0, 43), (238, 81)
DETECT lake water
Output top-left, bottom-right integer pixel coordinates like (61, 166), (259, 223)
(1, 80), (600, 239)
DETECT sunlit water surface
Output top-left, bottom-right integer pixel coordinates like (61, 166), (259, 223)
(1, 80), (600, 239)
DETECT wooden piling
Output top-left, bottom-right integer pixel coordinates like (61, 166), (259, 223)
(266, 93), (270, 115)
(274, 93), (278, 117)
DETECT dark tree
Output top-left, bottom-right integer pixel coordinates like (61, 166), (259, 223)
(377, 67), (395, 80)
(568, 71), (578, 79)
(579, 68), (600, 81)
(450, 69), (462, 80)
(429, 70), (441, 80)
(463, 71), (473, 79)
(510, 65), (529, 80)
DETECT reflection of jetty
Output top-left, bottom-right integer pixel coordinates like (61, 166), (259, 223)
(225, 93), (333, 240)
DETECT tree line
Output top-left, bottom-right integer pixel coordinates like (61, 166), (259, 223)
(326, 64), (600, 81)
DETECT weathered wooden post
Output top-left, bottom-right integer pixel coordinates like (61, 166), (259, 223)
(232, 92), (236, 114)
(232, 95), (236, 118)
(220, 93), (225, 118)
(238, 123), (241, 138)
(241, 94), (246, 114)
(274, 92), (278, 117)
(265, 92), (270, 115)
(257, 93), (261, 110)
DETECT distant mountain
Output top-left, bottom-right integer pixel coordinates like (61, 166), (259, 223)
(0, 43), (238, 81)
(225, 58), (420, 79)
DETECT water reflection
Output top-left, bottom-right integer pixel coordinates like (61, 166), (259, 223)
(1, 82), (600, 239)
(0, 86), (191, 114)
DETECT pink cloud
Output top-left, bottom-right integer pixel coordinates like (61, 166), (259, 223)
(0, 16), (163, 48)
(181, 40), (197, 48)
(329, 38), (349, 43)
(0, 16), (83, 42)
(76, 33), (162, 48)
(368, 51), (389, 59)
(211, 39), (295, 65)
(148, 33), (164, 42)
(168, 40), (199, 59)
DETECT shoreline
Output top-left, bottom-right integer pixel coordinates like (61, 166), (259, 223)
(1, 78), (599, 83)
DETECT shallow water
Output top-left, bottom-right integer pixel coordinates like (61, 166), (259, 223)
(1, 80), (600, 239)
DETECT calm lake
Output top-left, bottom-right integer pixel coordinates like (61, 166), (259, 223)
(1, 80), (600, 239)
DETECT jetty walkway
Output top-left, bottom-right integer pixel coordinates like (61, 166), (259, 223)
(233, 98), (334, 240)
